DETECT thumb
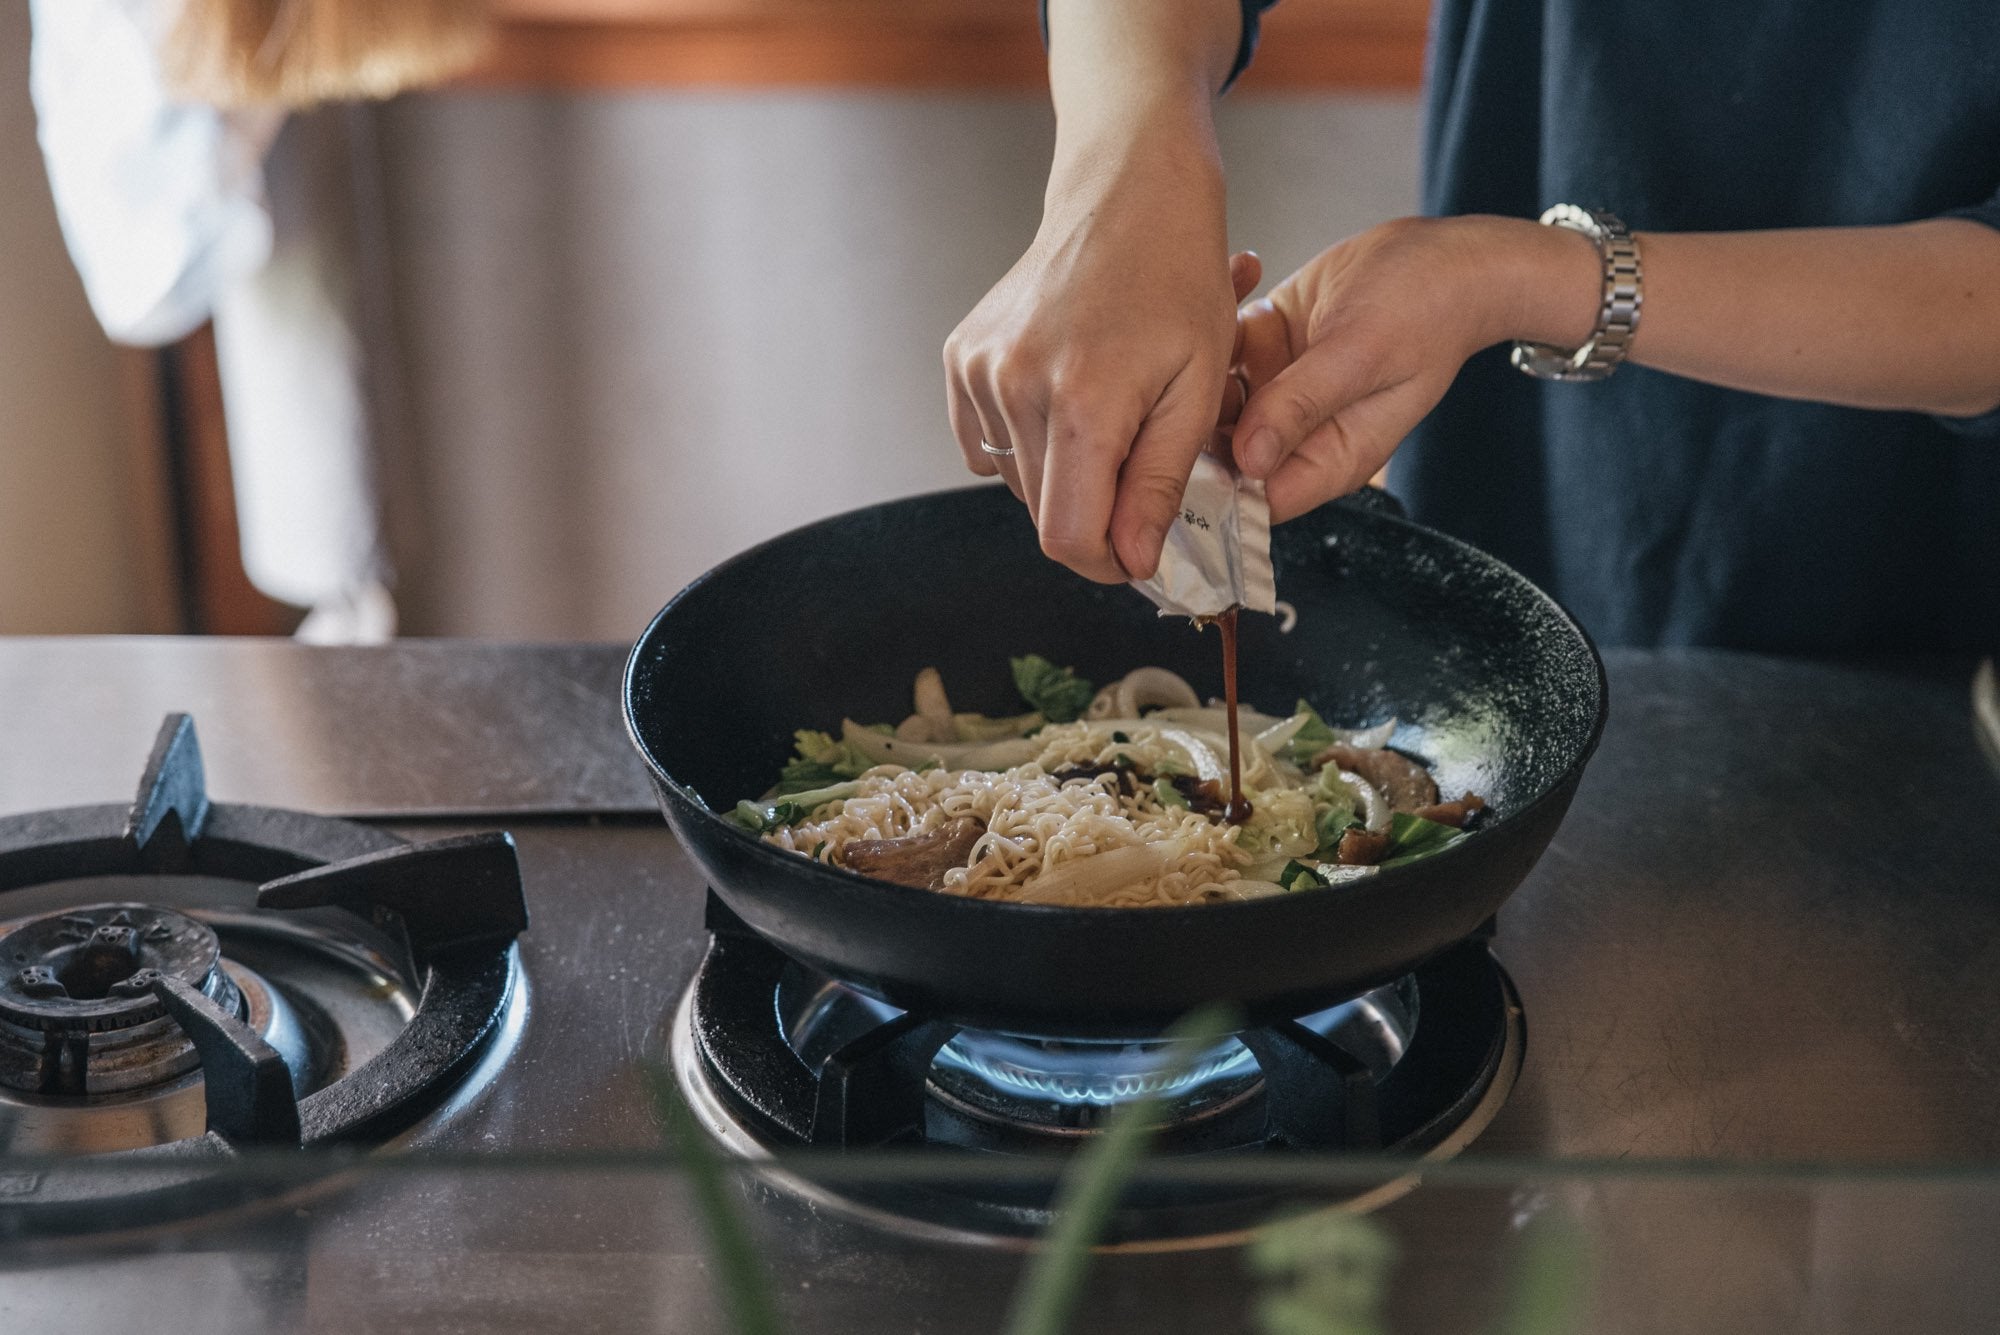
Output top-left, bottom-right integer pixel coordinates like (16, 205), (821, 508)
(1232, 341), (1383, 481)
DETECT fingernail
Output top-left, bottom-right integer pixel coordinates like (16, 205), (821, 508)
(1239, 427), (1278, 477)
(1129, 522), (1168, 579)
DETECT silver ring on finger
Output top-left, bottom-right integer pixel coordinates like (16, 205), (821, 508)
(979, 439), (1016, 458)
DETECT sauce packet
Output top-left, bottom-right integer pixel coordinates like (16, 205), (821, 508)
(1129, 451), (1277, 618)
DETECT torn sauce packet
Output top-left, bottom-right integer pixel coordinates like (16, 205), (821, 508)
(1129, 452), (1277, 619)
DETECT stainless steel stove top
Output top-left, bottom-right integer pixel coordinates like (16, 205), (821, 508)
(0, 640), (1996, 1333)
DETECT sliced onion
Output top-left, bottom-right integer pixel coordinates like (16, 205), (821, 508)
(841, 719), (1039, 772)
(1214, 878), (1287, 900)
(1330, 719), (1397, 750)
(1014, 840), (1179, 906)
(1085, 685), (1123, 720)
(895, 713), (954, 742)
(913, 666), (952, 724)
(1252, 711), (1311, 755)
(1112, 667), (1201, 717)
(1154, 727), (1225, 783)
(1324, 768), (1391, 832)
(1149, 705), (1289, 734)
(951, 710), (1042, 741)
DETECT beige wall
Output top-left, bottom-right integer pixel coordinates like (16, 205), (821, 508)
(0, 5), (149, 635)
(373, 89), (1420, 639)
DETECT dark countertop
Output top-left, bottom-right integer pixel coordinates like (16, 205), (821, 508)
(3, 639), (1997, 1333)
(0, 639), (655, 819)
(5, 637), (1995, 1165)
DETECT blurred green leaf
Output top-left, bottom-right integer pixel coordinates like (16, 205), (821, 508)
(1001, 1004), (1240, 1335)
(1249, 1212), (1398, 1335)
(642, 1066), (786, 1335)
(1494, 1215), (1590, 1335)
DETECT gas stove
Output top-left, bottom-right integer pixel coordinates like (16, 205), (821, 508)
(0, 713), (527, 1234)
(0, 640), (1997, 1333)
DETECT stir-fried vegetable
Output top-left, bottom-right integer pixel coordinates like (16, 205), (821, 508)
(772, 729), (876, 795)
(1379, 811), (1468, 867)
(1283, 700), (1339, 764)
(1011, 655), (1095, 723)
(730, 780), (862, 834)
(735, 658), (1484, 904)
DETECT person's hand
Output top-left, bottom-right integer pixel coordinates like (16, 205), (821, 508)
(944, 120), (1256, 584)
(1230, 215), (1599, 520)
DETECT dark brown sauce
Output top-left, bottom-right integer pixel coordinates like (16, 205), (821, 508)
(1217, 606), (1252, 824)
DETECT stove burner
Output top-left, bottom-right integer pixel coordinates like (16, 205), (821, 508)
(781, 968), (1415, 1136)
(670, 893), (1524, 1247)
(0, 713), (531, 1238)
(0, 903), (243, 1095)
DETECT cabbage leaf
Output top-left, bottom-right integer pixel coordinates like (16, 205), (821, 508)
(1011, 655), (1094, 724)
(1285, 699), (1339, 764)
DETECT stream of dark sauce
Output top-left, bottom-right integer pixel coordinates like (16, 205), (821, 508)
(1217, 606), (1253, 824)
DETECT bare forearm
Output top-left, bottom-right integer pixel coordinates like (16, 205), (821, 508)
(1511, 217), (2000, 418)
(1045, 0), (1240, 187)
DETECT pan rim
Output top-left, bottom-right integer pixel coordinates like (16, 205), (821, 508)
(622, 482), (1608, 921)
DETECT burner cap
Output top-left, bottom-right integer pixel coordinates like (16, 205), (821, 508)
(0, 902), (242, 1095)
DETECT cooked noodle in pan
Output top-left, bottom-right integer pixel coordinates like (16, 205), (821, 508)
(728, 657), (1486, 909)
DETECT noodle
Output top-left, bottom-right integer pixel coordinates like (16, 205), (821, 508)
(768, 723), (1261, 907)
(744, 664), (1476, 908)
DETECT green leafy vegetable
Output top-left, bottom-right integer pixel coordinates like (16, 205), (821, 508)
(1278, 859), (1326, 893)
(1379, 810), (1465, 867)
(729, 781), (861, 835)
(1153, 777), (1189, 809)
(1312, 799), (1358, 859)
(1284, 699), (1339, 764)
(773, 729), (876, 795)
(1011, 655), (1095, 724)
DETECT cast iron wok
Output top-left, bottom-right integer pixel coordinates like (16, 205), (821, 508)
(625, 485), (1605, 1038)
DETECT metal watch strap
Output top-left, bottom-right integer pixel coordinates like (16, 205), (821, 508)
(1510, 205), (1643, 383)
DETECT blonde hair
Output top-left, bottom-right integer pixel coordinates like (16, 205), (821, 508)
(164, 0), (490, 108)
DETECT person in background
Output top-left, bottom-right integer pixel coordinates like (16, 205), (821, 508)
(943, 0), (2000, 650)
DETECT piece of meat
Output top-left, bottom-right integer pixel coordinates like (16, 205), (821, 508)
(1315, 744), (1439, 813)
(1335, 826), (1392, 866)
(1413, 793), (1487, 828)
(840, 816), (986, 890)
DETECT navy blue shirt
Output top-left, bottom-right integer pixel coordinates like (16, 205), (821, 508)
(1208, 0), (2000, 649)
(1403, 0), (2000, 650)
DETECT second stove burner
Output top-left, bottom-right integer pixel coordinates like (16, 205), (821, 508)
(0, 903), (242, 1096)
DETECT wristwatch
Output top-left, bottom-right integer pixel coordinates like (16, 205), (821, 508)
(1511, 205), (1643, 382)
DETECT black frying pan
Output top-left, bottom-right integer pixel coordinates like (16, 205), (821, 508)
(625, 485), (1605, 1037)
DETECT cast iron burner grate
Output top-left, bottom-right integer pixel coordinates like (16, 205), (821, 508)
(671, 892), (1523, 1246)
(0, 715), (529, 1237)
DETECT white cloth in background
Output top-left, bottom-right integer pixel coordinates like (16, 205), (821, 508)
(28, 0), (395, 642)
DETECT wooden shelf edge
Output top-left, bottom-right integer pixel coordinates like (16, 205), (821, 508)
(457, 19), (1425, 93)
